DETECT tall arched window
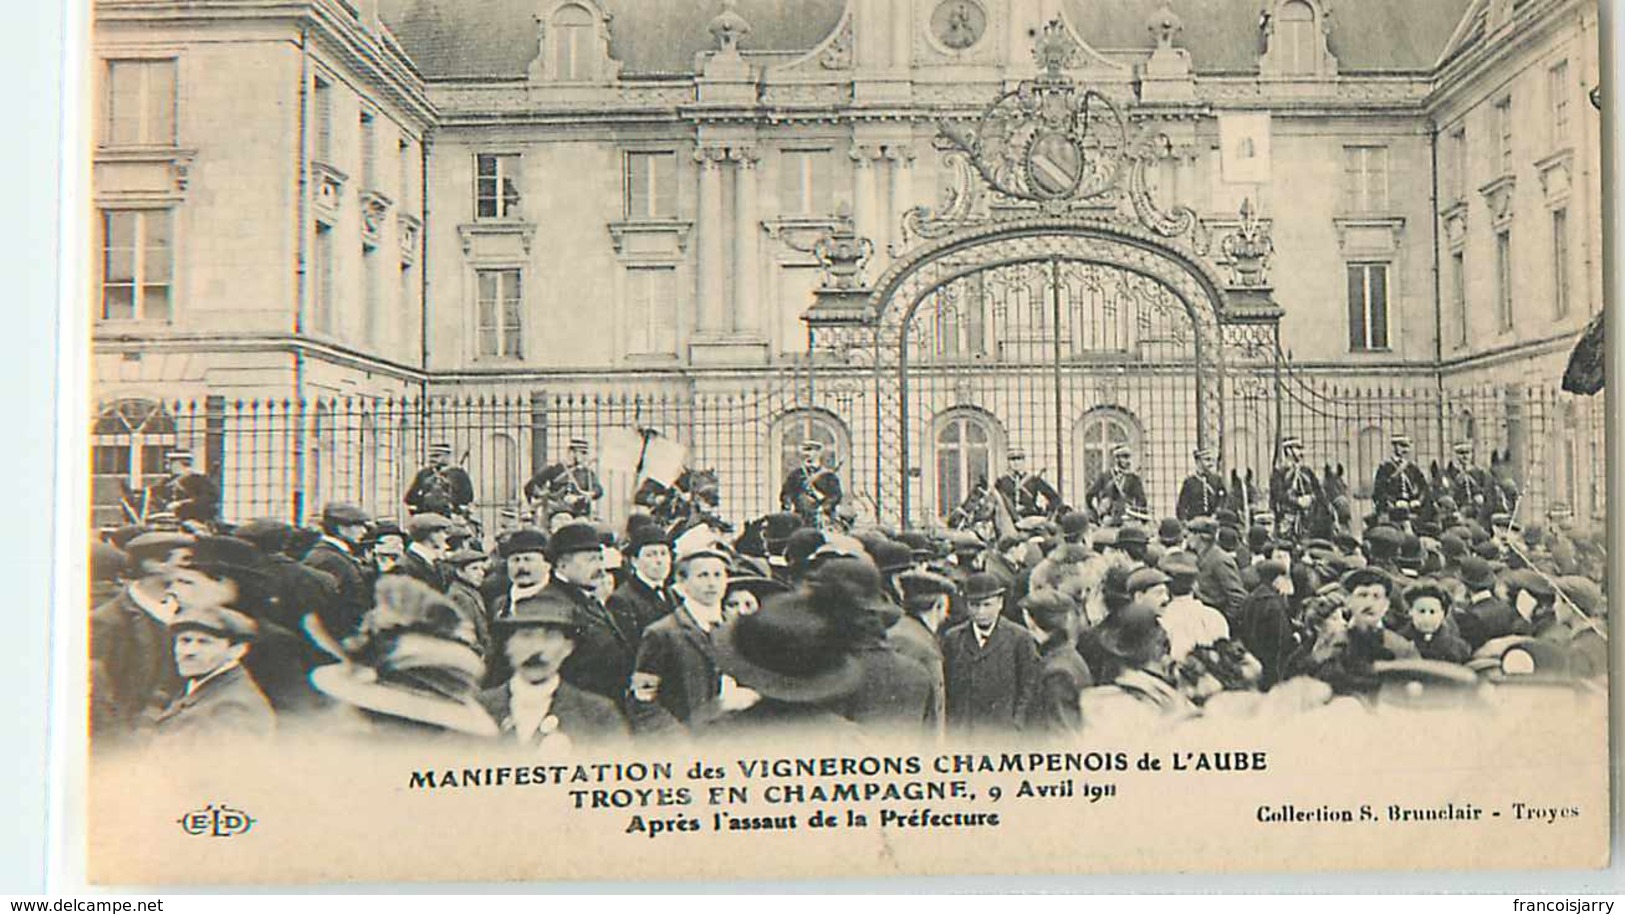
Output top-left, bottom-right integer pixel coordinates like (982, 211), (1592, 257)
(92, 398), (178, 526)
(772, 409), (850, 504)
(934, 410), (1000, 519)
(1073, 407), (1142, 496)
(1354, 426), (1384, 497)
(1276, 1), (1318, 76)
(552, 3), (595, 80)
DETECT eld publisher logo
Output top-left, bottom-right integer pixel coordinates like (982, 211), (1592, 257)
(177, 804), (256, 838)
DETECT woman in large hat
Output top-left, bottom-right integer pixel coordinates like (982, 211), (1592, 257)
(702, 594), (864, 742)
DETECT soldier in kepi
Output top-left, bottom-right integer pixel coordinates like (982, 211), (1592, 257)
(779, 440), (843, 528)
(1443, 440), (1497, 525)
(1176, 446), (1227, 522)
(146, 449), (221, 529)
(404, 443), (475, 518)
(525, 437), (604, 523)
(1372, 433), (1430, 521)
(1085, 444), (1147, 526)
(1270, 435), (1323, 539)
(994, 448), (1062, 520)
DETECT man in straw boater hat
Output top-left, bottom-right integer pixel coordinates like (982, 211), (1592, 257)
(939, 571), (1041, 736)
(476, 592), (628, 750)
(152, 602), (274, 746)
(404, 442), (475, 519)
(1176, 446), (1228, 522)
(628, 529), (744, 733)
(145, 448), (221, 529)
(311, 576), (497, 742)
(702, 588), (864, 741)
(90, 530), (193, 746)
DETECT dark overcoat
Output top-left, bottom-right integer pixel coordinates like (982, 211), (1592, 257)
(476, 679), (629, 746)
(940, 617), (1040, 735)
(153, 664), (275, 744)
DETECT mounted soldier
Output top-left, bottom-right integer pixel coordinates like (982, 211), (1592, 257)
(404, 443), (475, 520)
(1441, 440), (1499, 527)
(1175, 447), (1227, 522)
(779, 440), (843, 529)
(1269, 436), (1324, 542)
(1372, 433), (1430, 522)
(993, 448), (1062, 520)
(525, 438), (604, 523)
(1085, 444), (1148, 527)
(145, 449), (221, 530)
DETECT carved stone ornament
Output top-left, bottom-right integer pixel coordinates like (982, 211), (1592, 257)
(819, 16), (853, 69)
(812, 208), (875, 291)
(1219, 198), (1274, 287)
(709, 0), (751, 56)
(906, 19), (1206, 248)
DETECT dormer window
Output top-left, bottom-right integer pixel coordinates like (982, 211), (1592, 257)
(1276, 2), (1316, 74)
(1260, 0), (1337, 78)
(552, 3), (594, 80)
(528, 0), (622, 84)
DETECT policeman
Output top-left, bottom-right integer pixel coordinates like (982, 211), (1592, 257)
(525, 438), (604, 521)
(993, 449), (1062, 519)
(1443, 440), (1497, 525)
(147, 449), (221, 527)
(1085, 444), (1148, 526)
(779, 440), (843, 527)
(404, 443), (475, 517)
(1372, 433), (1429, 520)
(1269, 436), (1323, 540)
(1175, 446), (1228, 522)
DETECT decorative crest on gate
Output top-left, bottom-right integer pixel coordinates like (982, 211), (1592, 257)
(903, 19), (1207, 251)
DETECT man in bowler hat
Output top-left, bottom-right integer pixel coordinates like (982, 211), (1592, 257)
(478, 593), (628, 749)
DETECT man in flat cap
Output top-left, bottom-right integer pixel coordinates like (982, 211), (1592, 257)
(1372, 433), (1430, 521)
(90, 531), (193, 745)
(995, 448), (1062, 521)
(1156, 550), (1229, 662)
(889, 570), (956, 734)
(146, 449), (220, 529)
(940, 572), (1040, 735)
(153, 603), (274, 745)
(404, 443), (475, 519)
(780, 439), (844, 529)
(443, 547), (494, 660)
(1176, 447), (1228, 522)
(397, 513), (454, 593)
(1188, 517), (1247, 625)
(303, 502), (372, 640)
(478, 593), (628, 749)
(1339, 567), (1420, 694)
(526, 438), (604, 524)
(1085, 444), (1148, 527)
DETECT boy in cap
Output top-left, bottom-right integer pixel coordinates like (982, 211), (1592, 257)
(90, 531), (194, 744)
(398, 513), (454, 592)
(404, 443), (475, 518)
(442, 547), (494, 659)
(889, 570), (956, 733)
(1396, 580), (1470, 664)
(153, 603), (274, 745)
(939, 572), (1040, 735)
(477, 593), (628, 749)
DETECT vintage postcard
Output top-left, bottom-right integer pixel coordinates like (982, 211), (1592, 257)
(74, 0), (1611, 886)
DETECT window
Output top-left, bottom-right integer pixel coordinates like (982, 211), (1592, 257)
(1074, 409), (1140, 498)
(1276, 1), (1318, 76)
(314, 76), (333, 163)
(475, 154), (522, 219)
(1354, 426), (1384, 497)
(398, 138), (414, 209)
(624, 151), (677, 219)
(1451, 250), (1468, 347)
(1447, 127), (1467, 201)
(1556, 405), (1578, 512)
(1552, 208), (1570, 318)
(362, 243), (380, 347)
(104, 59), (176, 146)
(1342, 146), (1388, 212)
(1495, 96), (1513, 175)
(625, 266), (677, 356)
(312, 222), (334, 335)
(928, 274), (987, 359)
(552, 3), (595, 80)
(935, 412), (997, 519)
(779, 149), (833, 217)
(92, 399), (179, 527)
(476, 268), (523, 358)
(484, 433), (520, 507)
(1346, 262), (1390, 351)
(399, 261), (415, 348)
(100, 210), (173, 321)
(1548, 60), (1570, 147)
(360, 110), (377, 189)
(1496, 230), (1513, 331)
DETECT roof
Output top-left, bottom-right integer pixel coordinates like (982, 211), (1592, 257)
(1063, 0), (1475, 73)
(377, 0), (1473, 81)
(378, 0), (848, 79)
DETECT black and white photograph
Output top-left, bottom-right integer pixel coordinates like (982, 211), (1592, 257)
(75, 0), (1612, 886)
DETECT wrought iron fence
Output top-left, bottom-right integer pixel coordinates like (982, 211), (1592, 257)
(92, 374), (1605, 535)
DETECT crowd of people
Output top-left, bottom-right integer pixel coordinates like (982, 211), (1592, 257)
(90, 432), (1608, 756)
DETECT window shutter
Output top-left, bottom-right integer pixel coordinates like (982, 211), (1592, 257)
(1346, 265), (1365, 351)
(1368, 265), (1388, 349)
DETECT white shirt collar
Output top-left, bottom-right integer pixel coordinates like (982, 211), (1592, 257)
(408, 542), (439, 563)
(186, 659), (240, 696)
(320, 534), (355, 554)
(508, 675), (562, 742)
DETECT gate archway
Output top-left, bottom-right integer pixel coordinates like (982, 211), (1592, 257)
(867, 219), (1231, 527)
